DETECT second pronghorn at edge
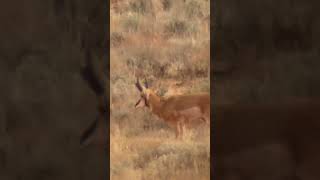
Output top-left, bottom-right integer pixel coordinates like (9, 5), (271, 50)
(134, 78), (210, 139)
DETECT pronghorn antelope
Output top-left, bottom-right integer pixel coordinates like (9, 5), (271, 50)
(134, 78), (210, 139)
(214, 100), (320, 180)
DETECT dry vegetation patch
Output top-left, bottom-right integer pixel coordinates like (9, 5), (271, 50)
(111, 0), (210, 179)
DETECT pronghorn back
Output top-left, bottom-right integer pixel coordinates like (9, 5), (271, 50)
(163, 93), (209, 107)
(162, 93), (210, 115)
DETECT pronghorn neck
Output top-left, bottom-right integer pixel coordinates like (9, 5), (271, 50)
(148, 92), (163, 115)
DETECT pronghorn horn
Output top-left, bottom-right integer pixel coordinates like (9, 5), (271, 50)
(135, 78), (143, 92)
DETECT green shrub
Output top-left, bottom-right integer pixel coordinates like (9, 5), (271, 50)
(165, 19), (189, 36)
(111, 32), (125, 47)
(162, 0), (172, 11)
(185, 0), (203, 19)
(129, 0), (154, 14)
(122, 15), (140, 33)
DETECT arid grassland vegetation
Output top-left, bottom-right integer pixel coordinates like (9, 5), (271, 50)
(110, 0), (210, 179)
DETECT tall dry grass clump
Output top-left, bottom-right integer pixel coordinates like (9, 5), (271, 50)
(111, 0), (210, 179)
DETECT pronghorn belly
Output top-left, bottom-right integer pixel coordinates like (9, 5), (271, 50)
(178, 107), (207, 126)
(160, 107), (206, 130)
(178, 107), (203, 120)
(161, 112), (184, 129)
(185, 117), (208, 129)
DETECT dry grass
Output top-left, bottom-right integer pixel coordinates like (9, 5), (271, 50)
(110, 127), (210, 180)
(110, 0), (210, 179)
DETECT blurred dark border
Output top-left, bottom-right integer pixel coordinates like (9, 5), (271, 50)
(212, 0), (320, 179)
(210, 0), (216, 179)
(0, 1), (109, 179)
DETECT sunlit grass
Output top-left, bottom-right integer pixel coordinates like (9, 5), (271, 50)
(110, 0), (210, 179)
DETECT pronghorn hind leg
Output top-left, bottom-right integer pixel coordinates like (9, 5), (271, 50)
(175, 123), (180, 139)
(177, 118), (186, 140)
(174, 121), (184, 140)
(200, 116), (210, 125)
(179, 122), (184, 140)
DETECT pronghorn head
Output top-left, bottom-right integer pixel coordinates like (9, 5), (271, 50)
(134, 78), (152, 108)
